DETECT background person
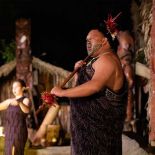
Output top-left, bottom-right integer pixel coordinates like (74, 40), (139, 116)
(0, 79), (30, 155)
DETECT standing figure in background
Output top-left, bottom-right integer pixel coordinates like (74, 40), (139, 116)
(0, 79), (31, 155)
(51, 21), (128, 155)
(117, 31), (135, 128)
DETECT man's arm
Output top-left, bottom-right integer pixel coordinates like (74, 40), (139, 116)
(51, 56), (115, 98)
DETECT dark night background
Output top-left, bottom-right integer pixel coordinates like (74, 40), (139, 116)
(0, 0), (132, 71)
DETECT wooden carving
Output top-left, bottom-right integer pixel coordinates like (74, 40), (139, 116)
(15, 18), (32, 88)
(117, 31), (135, 126)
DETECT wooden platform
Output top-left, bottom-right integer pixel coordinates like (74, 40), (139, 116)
(0, 134), (71, 155)
(25, 146), (71, 155)
(0, 135), (153, 155)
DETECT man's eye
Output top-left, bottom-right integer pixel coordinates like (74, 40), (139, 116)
(87, 41), (91, 44)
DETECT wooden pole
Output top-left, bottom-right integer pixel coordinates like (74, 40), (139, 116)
(35, 44), (102, 115)
(32, 44), (102, 144)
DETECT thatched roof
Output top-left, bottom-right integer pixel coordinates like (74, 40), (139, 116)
(32, 57), (70, 79)
(0, 57), (71, 79)
(131, 0), (152, 65)
(140, 0), (152, 62)
(0, 60), (16, 78)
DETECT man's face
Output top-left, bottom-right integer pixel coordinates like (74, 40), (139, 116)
(118, 31), (133, 50)
(86, 30), (104, 55)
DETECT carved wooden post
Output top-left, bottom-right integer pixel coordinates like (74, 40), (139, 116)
(149, 0), (155, 146)
(117, 31), (135, 132)
(15, 18), (32, 87)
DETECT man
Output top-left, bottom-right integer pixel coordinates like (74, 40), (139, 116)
(51, 28), (127, 155)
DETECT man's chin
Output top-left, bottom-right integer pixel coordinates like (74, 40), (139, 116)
(87, 50), (92, 55)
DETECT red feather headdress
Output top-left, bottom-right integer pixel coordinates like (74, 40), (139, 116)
(104, 12), (122, 40)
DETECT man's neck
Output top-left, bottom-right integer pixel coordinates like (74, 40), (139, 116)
(98, 47), (112, 55)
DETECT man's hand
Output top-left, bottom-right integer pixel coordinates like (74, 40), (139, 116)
(74, 60), (86, 70)
(51, 86), (64, 97)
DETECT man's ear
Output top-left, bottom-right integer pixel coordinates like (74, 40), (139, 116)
(102, 38), (107, 45)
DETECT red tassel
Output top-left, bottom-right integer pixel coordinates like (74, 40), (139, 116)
(41, 91), (55, 105)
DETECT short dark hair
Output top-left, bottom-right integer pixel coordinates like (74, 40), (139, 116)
(87, 22), (119, 52)
(14, 79), (26, 87)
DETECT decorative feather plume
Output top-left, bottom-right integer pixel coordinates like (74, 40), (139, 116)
(104, 12), (122, 39)
(41, 91), (55, 105)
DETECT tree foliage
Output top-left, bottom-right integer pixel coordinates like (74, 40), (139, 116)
(0, 40), (16, 63)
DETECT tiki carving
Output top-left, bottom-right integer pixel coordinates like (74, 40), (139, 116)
(117, 31), (135, 125)
(15, 18), (32, 88)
